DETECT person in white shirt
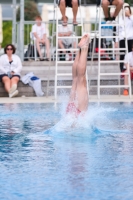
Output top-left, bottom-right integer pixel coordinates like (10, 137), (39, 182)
(123, 45), (133, 96)
(0, 44), (22, 98)
(58, 17), (76, 60)
(32, 16), (50, 61)
(115, 5), (133, 72)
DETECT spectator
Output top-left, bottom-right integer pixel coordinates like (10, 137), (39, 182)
(58, 16), (76, 60)
(102, 0), (123, 23)
(115, 5), (133, 72)
(123, 44), (133, 96)
(0, 44), (22, 98)
(58, 0), (79, 26)
(32, 16), (50, 61)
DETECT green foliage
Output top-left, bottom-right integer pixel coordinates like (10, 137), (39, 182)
(17, 0), (40, 21)
(2, 21), (12, 48)
(125, 0), (132, 5)
(24, 24), (32, 45)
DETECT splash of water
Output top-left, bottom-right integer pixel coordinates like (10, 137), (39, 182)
(44, 99), (131, 136)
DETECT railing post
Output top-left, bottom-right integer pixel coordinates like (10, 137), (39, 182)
(17, 22), (20, 55)
(20, 0), (24, 61)
(12, 0), (16, 45)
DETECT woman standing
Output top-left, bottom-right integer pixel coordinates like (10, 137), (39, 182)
(116, 5), (133, 72)
(0, 44), (22, 97)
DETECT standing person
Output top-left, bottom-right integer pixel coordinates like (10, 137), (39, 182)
(58, 0), (79, 26)
(115, 5), (133, 72)
(101, 0), (123, 23)
(58, 16), (77, 60)
(0, 44), (22, 98)
(32, 16), (50, 61)
(123, 45), (133, 96)
(66, 34), (90, 116)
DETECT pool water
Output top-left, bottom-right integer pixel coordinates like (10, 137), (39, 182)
(0, 102), (133, 200)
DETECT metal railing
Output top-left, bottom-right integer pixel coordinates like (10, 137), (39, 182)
(14, 20), (100, 61)
(14, 20), (120, 62)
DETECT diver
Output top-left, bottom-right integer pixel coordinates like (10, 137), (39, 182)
(66, 34), (90, 117)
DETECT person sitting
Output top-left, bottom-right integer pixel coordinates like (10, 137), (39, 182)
(58, 0), (79, 26)
(102, 0), (123, 23)
(58, 16), (77, 60)
(66, 34), (90, 116)
(115, 5), (133, 72)
(123, 45), (133, 96)
(32, 16), (50, 61)
(0, 44), (22, 98)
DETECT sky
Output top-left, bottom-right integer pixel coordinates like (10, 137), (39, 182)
(1, 3), (42, 20)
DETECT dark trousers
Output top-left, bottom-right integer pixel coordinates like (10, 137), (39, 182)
(119, 39), (133, 72)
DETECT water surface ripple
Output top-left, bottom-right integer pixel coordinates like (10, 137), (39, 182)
(0, 103), (133, 200)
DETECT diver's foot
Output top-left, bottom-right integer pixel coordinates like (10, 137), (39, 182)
(77, 34), (90, 50)
(62, 16), (68, 26)
(73, 20), (78, 26)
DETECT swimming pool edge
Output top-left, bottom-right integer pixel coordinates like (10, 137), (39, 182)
(0, 95), (133, 103)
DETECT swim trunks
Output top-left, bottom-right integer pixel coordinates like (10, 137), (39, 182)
(108, 0), (114, 5)
(97, 0), (114, 6)
(66, 102), (81, 117)
(58, 0), (79, 7)
(0, 74), (20, 82)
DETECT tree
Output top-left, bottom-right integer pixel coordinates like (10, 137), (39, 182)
(125, 0), (132, 5)
(2, 21), (12, 47)
(16, 0), (40, 21)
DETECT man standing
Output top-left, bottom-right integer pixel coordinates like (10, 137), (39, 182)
(123, 45), (133, 96)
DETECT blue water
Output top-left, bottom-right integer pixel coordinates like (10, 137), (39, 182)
(0, 102), (133, 200)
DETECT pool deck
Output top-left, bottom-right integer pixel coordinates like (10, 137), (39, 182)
(0, 95), (133, 104)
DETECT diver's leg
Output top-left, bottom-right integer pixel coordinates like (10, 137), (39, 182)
(76, 41), (89, 111)
(69, 51), (80, 101)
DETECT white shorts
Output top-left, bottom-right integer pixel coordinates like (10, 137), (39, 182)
(60, 34), (76, 47)
(62, 38), (73, 46)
